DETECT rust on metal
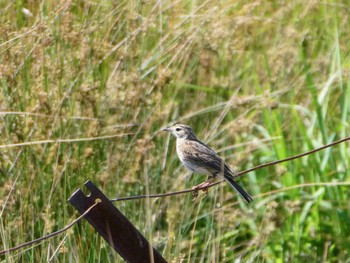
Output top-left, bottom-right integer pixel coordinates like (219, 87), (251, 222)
(68, 180), (167, 263)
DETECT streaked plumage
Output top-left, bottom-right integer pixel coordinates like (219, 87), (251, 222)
(163, 124), (253, 203)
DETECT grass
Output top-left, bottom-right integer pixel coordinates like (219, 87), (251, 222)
(1, 0), (350, 262)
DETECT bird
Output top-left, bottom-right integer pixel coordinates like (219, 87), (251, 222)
(162, 123), (253, 203)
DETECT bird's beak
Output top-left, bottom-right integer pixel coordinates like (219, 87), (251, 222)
(161, 127), (171, 132)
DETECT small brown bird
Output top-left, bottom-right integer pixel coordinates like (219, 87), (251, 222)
(163, 124), (253, 203)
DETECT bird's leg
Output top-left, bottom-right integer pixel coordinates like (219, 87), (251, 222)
(192, 176), (216, 198)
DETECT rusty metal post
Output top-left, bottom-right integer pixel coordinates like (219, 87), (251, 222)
(68, 180), (167, 263)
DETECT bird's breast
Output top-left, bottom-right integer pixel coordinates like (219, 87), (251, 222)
(176, 139), (187, 163)
(175, 139), (212, 175)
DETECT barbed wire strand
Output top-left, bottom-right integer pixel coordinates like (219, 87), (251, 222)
(233, 136), (350, 178)
(111, 135), (350, 202)
(1, 135), (350, 254)
(0, 201), (99, 255)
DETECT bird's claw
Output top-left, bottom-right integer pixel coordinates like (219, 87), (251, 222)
(191, 181), (211, 200)
(191, 188), (199, 200)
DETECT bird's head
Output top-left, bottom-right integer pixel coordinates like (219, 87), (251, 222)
(162, 124), (197, 140)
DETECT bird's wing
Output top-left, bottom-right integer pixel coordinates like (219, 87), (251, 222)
(180, 139), (230, 175)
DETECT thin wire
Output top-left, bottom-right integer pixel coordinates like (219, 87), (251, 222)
(2, 136), (350, 254)
(234, 136), (350, 178)
(111, 135), (350, 202)
(0, 201), (99, 255)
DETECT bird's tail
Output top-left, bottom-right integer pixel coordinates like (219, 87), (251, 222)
(224, 175), (253, 203)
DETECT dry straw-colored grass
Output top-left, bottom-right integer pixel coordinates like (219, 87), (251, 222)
(1, 0), (350, 262)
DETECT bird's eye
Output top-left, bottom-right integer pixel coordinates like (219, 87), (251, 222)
(175, 128), (181, 131)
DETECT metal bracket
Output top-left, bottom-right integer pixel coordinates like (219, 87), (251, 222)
(68, 180), (167, 263)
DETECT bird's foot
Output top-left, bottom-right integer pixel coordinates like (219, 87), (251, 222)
(191, 180), (214, 200)
(191, 188), (199, 200)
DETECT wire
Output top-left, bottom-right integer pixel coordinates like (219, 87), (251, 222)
(0, 201), (99, 255)
(111, 135), (350, 202)
(2, 135), (350, 254)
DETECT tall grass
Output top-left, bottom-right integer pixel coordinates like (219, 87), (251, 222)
(1, 1), (350, 262)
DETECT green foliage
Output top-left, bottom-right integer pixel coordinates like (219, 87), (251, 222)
(1, 0), (350, 262)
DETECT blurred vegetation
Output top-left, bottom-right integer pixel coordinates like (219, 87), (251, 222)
(1, 0), (350, 262)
